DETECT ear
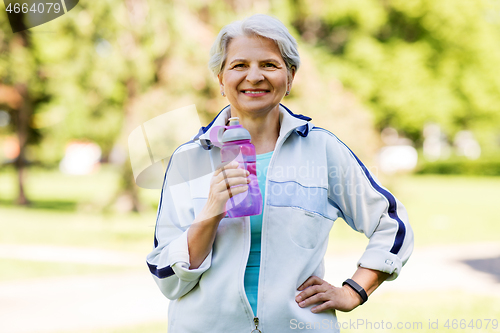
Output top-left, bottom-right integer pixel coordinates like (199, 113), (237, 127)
(217, 73), (224, 93)
(287, 66), (296, 91)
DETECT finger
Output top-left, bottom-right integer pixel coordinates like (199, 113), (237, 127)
(213, 161), (239, 177)
(297, 292), (328, 309)
(221, 169), (231, 190)
(216, 168), (249, 182)
(214, 179), (250, 195)
(297, 275), (323, 291)
(311, 301), (335, 314)
(216, 177), (251, 191)
(221, 160), (242, 171)
(295, 284), (323, 303)
(225, 184), (248, 198)
(220, 168), (249, 187)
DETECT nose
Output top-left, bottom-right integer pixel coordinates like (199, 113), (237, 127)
(246, 65), (264, 84)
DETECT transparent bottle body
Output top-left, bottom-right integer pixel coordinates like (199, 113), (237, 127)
(220, 140), (263, 217)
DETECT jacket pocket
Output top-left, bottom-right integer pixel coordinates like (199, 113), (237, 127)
(267, 180), (333, 249)
(287, 207), (329, 249)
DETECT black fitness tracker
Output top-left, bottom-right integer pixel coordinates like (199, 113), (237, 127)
(342, 278), (368, 305)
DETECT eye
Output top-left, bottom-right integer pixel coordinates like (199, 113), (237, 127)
(264, 63), (277, 68)
(232, 64), (245, 68)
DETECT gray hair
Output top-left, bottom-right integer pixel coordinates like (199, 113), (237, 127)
(208, 14), (300, 77)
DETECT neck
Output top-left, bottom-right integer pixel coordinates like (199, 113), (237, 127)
(229, 105), (280, 154)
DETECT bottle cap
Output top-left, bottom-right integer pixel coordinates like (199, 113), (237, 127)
(228, 117), (240, 126)
(222, 117), (251, 143)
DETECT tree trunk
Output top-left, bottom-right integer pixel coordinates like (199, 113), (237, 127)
(109, 77), (142, 213)
(14, 83), (32, 206)
(11, 28), (33, 206)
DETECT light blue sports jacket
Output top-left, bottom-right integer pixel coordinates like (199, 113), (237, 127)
(146, 104), (414, 333)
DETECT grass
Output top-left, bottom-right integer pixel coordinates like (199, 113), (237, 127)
(1, 166), (499, 332)
(0, 164), (160, 212)
(4, 166), (499, 254)
(0, 165), (158, 281)
(0, 206), (156, 253)
(0, 258), (134, 282)
(336, 290), (500, 333)
(392, 175), (500, 246)
(0, 165), (159, 253)
(328, 174), (500, 253)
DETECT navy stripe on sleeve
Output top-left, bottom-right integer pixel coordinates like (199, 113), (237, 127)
(349, 153), (406, 254)
(312, 128), (406, 254)
(148, 262), (175, 278)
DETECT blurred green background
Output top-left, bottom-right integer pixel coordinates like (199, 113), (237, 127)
(1, 0), (499, 332)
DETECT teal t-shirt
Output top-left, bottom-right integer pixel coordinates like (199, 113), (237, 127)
(244, 150), (273, 316)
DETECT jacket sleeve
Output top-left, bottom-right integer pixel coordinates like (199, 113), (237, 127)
(326, 136), (414, 280)
(146, 147), (213, 300)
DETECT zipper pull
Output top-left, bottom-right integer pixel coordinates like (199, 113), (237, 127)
(251, 317), (261, 333)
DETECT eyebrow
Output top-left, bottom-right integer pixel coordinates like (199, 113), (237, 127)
(228, 59), (246, 65)
(228, 58), (282, 65)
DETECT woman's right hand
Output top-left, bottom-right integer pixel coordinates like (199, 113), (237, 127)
(200, 160), (250, 221)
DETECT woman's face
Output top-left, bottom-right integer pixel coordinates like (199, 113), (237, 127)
(218, 35), (294, 118)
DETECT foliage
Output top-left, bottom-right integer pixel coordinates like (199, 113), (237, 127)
(1, 0), (223, 166)
(2, 0), (500, 203)
(287, 0), (500, 145)
(416, 155), (500, 176)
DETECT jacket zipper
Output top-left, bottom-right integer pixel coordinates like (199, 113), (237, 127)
(252, 317), (261, 332)
(242, 215), (258, 332)
(249, 129), (293, 333)
(243, 232), (260, 333)
(243, 128), (298, 333)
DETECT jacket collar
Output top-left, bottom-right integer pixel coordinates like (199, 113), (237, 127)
(194, 103), (313, 150)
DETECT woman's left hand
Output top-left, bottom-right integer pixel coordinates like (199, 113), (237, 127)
(295, 275), (362, 313)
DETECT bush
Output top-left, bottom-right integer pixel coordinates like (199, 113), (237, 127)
(416, 157), (500, 176)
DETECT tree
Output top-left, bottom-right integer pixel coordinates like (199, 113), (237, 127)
(1, 0), (385, 210)
(0, 11), (48, 205)
(286, 0), (500, 149)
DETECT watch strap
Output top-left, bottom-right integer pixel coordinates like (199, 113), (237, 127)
(342, 278), (368, 305)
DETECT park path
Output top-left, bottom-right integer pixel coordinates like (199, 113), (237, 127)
(324, 242), (500, 297)
(0, 242), (499, 333)
(0, 245), (169, 333)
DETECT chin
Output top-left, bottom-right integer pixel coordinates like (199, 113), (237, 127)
(242, 104), (279, 115)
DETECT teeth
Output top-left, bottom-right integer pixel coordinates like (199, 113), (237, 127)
(244, 91), (267, 94)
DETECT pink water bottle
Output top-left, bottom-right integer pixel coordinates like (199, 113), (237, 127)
(210, 117), (262, 217)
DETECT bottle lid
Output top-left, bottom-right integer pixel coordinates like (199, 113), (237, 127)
(228, 117), (240, 126)
(222, 117), (251, 143)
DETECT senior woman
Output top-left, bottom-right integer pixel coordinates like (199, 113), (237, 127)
(147, 14), (413, 332)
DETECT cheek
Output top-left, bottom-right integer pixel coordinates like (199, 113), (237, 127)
(278, 78), (288, 89)
(276, 74), (289, 88)
(224, 74), (243, 89)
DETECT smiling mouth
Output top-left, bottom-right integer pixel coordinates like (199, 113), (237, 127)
(241, 90), (270, 94)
